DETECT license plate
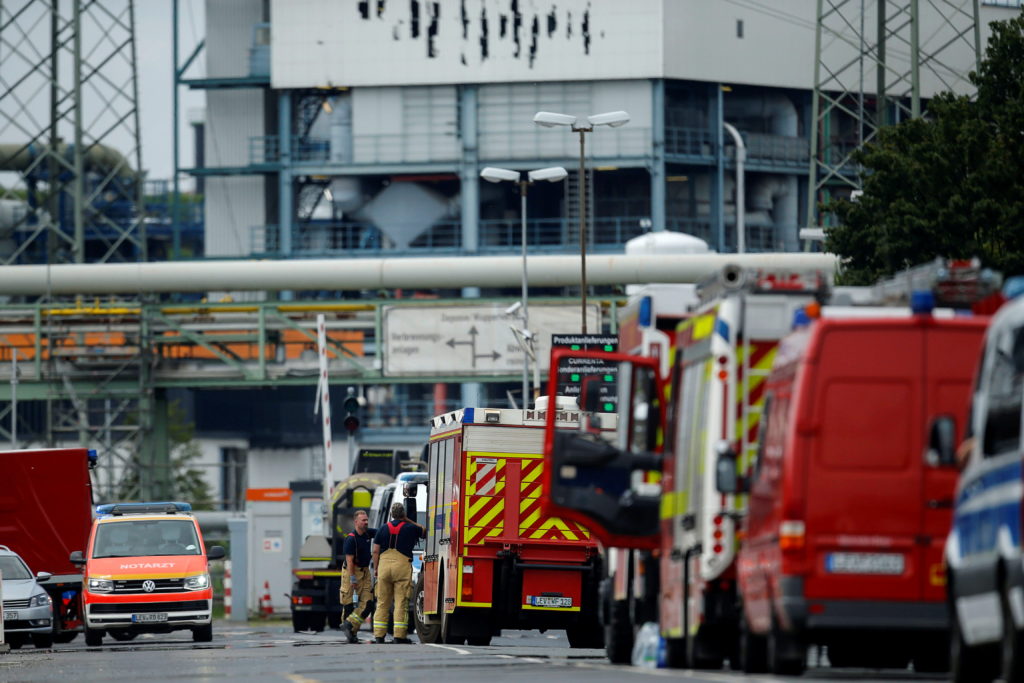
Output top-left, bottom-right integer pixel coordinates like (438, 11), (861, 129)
(530, 596), (572, 608)
(132, 613), (168, 623)
(826, 552), (904, 575)
(3, 611), (15, 621)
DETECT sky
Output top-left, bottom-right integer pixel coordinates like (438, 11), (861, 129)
(136, 0), (206, 183)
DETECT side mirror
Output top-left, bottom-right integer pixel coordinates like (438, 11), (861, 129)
(35, 571), (52, 581)
(404, 496), (418, 522)
(69, 550), (85, 566)
(927, 416), (957, 467)
(715, 441), (740, 494)
(206, 545), (226, 561)
(403, 482), (420, 498)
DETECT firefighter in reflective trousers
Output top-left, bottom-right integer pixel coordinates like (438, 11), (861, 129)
(340, 509), (375, 643)
(371, 502), (425, 643)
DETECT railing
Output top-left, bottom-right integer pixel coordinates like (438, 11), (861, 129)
(249, 136), (333, 165)
(665, 126), (715, 158)
(741, 133), (809, 167)
(479, 127), (651, 161)
(252, 215), (666, 257)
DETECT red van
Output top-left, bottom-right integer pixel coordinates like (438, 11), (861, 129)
(733, 311), (988, 674)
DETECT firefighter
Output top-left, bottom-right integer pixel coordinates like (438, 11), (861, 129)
(339, 509), (375, 643)
(371, 501), (425, 644)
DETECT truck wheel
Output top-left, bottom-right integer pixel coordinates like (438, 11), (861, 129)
(604, 598), (634, 664)
(31, 633), (54, 648)
(292, 611), (310, 632)
(441, 611), (466, 645)
(1003, 589), (1024, 682)
(567, 623), (604, 649)
(687, 630), (724, 669)
(466, 634), (492, 646)
(911, 633), (949, 673)
(327, 613), (342, 630)
(767, 617), (805, 676)
(413, 574), (441, 644)
(192, 624), (213, 643)
(84, 627), (104, 647)
(739, 615), (768, 673)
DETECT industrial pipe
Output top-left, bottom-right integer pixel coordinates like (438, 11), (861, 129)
(0, 253), (838, 296)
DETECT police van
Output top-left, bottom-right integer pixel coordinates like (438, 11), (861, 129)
(70, 502), (225, 646)
(946, 289), (1024, 682)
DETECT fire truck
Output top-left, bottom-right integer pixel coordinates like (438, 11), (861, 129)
(412, 399), (616, 647)
(542, 265), (828, 667)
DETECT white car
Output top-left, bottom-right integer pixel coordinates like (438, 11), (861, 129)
(0, 546), (54, 649)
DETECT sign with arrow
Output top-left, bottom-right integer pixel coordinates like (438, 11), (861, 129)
(382, 303), (600, 377)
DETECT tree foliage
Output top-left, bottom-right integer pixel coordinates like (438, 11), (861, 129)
(826, 13), (1024, 284)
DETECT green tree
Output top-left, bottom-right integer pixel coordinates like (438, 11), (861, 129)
(826, 12), (1024, 284)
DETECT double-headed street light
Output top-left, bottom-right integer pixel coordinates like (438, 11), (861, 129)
(533, 110), (630, 334)
(480, 165), (569, 406)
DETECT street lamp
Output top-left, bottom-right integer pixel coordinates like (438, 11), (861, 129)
(480, 165), (569, 406)
(534, 110), (630, 334)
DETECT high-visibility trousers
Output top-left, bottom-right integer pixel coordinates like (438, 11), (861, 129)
(373, 549), (412, 638)
(340, 566), (373, 630)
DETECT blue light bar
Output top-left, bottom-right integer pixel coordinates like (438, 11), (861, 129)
(95, 501), (192, 517)
(463, 407), (475, 424)
(638, 296), (652, 328)
(911, 290), (935, 315)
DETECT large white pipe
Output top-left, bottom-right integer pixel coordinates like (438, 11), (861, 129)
(0, 253), (838, 296)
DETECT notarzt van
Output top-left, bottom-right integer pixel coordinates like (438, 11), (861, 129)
(70, 502), (225, 646)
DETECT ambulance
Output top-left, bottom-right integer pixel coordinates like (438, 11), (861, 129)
(70, 502), (225, 646)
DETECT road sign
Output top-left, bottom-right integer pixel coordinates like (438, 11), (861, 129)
(551, 334), (620, 411)
(383, 304), (600, 377)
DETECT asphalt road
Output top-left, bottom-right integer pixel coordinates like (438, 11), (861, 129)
(0, 622), (949, 683)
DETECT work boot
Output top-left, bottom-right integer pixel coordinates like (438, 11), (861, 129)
(341, 621), (358, 644)
(392, 637), (413, 644)
(374, 636), (387, 644)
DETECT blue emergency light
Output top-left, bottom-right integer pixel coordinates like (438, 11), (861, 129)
(95, 501), (192, 517)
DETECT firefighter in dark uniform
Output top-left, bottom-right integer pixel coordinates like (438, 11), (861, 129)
(371, 502), (425, 644)
(340, 509), (375, 643)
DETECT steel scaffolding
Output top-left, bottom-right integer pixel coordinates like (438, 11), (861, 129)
(807, 0), (982, 227)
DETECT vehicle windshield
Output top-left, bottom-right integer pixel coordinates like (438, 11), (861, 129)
(92, 519), (201, 558)
(0, 555), (32, 580)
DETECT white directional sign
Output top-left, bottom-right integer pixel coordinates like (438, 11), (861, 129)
(383, 303), (600, 377)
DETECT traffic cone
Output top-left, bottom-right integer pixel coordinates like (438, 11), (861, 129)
(223, 561), (232, 620)
(260, 580), (273, 618)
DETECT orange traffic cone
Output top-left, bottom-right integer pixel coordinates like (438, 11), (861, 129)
(223, 561), (232, 619)
(260, 580), (273, 618)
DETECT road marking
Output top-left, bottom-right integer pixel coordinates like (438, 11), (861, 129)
(285, 675), (322, 683)
(424, 643), (471, 656)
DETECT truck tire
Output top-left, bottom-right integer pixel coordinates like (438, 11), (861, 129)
(31, 633), (54, 648)
(767, 617), (805, 676)
(193, 624), (213, 643)
(466, 634), (492, 646)
(441, 609), (467, 645)
(84, 627), (104, 647)
(1003, 589), (1024, 682)
(413, 573), (441, 644)
(567, 623), (604, 649)
(604, 598), (634, 664)
(739, 615), (768, 673)
(327, 613), (342, 630)
(292, 611), (311, 632)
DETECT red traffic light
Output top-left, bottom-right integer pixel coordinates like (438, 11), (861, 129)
(343, 415), (360, 433)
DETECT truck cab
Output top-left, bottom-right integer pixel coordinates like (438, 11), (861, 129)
(71, 502), (225, 646)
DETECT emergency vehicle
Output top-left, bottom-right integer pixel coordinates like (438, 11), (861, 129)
(71, 502), (225, 646)
(732, 267), (993, 673)
(542, 265), (828, 668)
(946, 283), (1023, 683)
(413, 399), (616, 647)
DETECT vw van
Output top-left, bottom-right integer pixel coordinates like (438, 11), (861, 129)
(70, 502), (225, 646)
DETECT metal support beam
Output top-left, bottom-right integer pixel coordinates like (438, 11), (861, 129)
(459, 85), (480, 253)
(650, 79), (666, 233)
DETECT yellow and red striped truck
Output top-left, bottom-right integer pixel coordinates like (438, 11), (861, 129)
(412, 400), (616, 646)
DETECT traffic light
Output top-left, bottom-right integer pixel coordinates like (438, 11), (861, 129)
(343, 389), (362, 434)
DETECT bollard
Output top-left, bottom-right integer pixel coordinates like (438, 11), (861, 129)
(260, 580), (273, 619)
(224, 561), (232, 620)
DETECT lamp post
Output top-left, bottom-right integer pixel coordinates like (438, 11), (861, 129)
(533, 110), (630, 334)
(480, 165), (569, 406)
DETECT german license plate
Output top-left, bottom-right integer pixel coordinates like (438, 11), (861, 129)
(826, 552), (904, 575)
(132, 612), (168, 623)
(530, 596), (572, 608)
(3, 611), (15, 621)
